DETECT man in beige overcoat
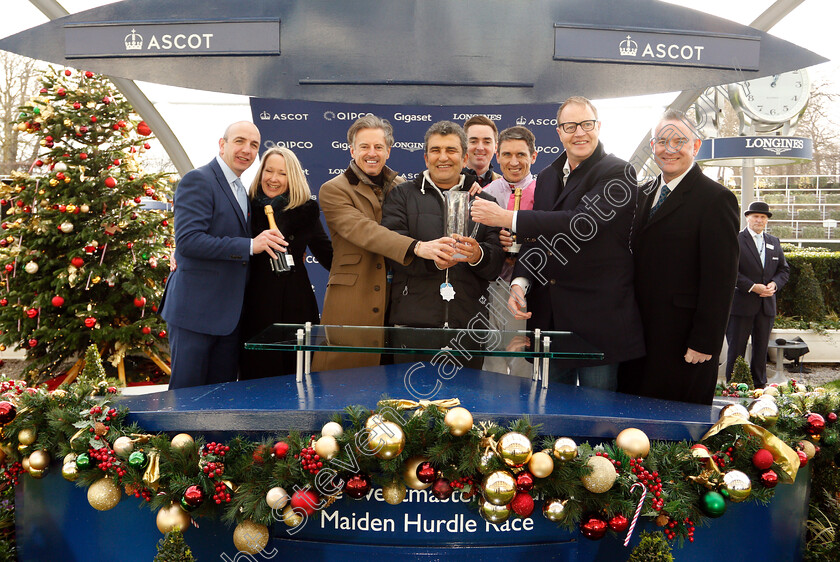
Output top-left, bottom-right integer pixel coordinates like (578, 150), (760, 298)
(312, 115), (455, 371)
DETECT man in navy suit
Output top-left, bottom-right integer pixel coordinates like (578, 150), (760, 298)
(160, 121), (286, 389)
(625, 110), (739, 405)
(471, 96), (645, 390)
(725, 201), (789, 388)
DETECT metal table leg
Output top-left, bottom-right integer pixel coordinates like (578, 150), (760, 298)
(296, 328), (304, 383)
(541, 336), (551, 389)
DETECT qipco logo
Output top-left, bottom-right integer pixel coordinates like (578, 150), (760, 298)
(265, 140), (314, 150)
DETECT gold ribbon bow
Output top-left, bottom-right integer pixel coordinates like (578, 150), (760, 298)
(377, 398), (461, 413)
(701, 415), (800, 483)
(143, 450), (161, 491)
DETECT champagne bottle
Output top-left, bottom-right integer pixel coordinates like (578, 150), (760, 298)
(264, 205), (294, 275)
(508, 187), (522, 255)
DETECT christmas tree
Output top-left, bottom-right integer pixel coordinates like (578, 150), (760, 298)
(153, 529), (196, 562)
(730, 355), (753, 388)
(0, 67), (173, 378)
(627, 531), (674, 562)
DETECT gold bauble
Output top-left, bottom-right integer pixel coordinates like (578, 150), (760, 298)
(616, 428), (651, 459)
(478, 450), (496, 474)
(763, 386), (780, 397)
(529, 451), (555, 478)
(62, 461), (79, 481)
(403, 456), (432, 490)
(497, 432), (532, 468)
(581, 456), (617, 493)
(382, 481), (407, 505)
(66, 204), (76, 213)
(18, 427), (37, 445)
(28, 466), (47, 479)
(28, 449), (50, 470)
(21, 456), (30, 472)
(80, 204), (90, 213)
(233, 519), (269, 554)
(51, 389), (68, 399)
(479, 500), (511, 524)
(0, 448), (5, 464)
(321, 421), (344, 438)
(88, 477), (121, 511)
(113, 436), (134, 456)
(63, 453), (77, 464)
(91, 276), (101, 284)
(552, 437), (578, 462)
(365, 414), (385, 430)
(170, 433), (194, 449)
(482, 470), (516, 505)
(723, 470), (752, 503)
(265, 486), (289, 510)
(719, 403), (750, 420)
(282, 505), (303, 527)
(444, 407), (473, 436)
(314, 435), (339, 460)
(156, 502), (191, 534)
(367, 421), (405, 460)
(748, 400), (779, 427)
(542, 498), (569, 522)
(799, 440), (816, 460)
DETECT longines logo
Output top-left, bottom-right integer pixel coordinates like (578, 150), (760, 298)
(617, 33), (705, 62)
(323, 111), (371, 122)
(393, 141), (424, 153)
(452, 113), (502, 121)
(259, 111), (309, 121)
(745, 137), (804, 156)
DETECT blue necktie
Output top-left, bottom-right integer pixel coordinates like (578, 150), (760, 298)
(649, 184), (671, 218)
(233, 178), (248, 218)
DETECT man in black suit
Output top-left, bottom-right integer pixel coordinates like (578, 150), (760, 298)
(626, 110), (739, 405)
(725, 201), (789, 388)
(471, 96), (645, 390)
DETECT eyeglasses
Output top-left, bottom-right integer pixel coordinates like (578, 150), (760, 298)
(653, 137), (689, 149)
(558, 120), (597, 134)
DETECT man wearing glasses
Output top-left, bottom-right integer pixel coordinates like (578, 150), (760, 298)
(624, 110), (739, 405)
(471, 96), (644, 391)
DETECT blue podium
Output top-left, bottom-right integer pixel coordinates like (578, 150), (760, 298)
(16, 366), (809, 561)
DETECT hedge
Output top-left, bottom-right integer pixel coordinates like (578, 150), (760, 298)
(776, 246), (840, 317)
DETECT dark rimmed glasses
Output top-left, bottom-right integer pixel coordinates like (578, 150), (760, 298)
(558, 120), (597, 134)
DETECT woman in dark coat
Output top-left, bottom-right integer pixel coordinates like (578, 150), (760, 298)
(239, 146), (332, 379)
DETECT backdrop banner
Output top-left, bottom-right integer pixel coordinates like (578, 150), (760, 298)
(250, 99), (565, 311)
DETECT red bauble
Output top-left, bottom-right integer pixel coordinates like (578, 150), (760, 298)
(760, 470), (779, 488)
(144, 143), (151, 150)
(272, 441), (289, 458)
(515, 471), (535, 492)
(73, 102), (82, 110)
(806, 413), (826, 436)
(752, 449), (774, 471)
(344, 474), (372, 500)
(102, 96), (111, 105)
(416, 462), (436, 484)
(828, 412), (838, 424)
(0, 299), (7, 306)
(580, 514), (608, 540)
(85, 71), (93, 78)
(797, 450), (808, 467)
(84, 317), (96, 328)
(137, 121), (152, 136)
(158, 330), (167, 338)
(57, 88), (66, 96)
(3, 265), (12, 273)
(0, 401), (17, 425)
(28, 339), (37, 348)
(79, 153), (87, 159)
(25, 309), (38, 319)
(608, 514), (630, 532)
(134, 297), (147, 308)
(64, 69), (72, 76)
(431, 478), (454, 501)
(510, 491), (534, 518)
(141, 326), (152, 335)
(90, 115), (97, 122)
(127, 242), (134, 249)
(290, 489), (319, 516)
(182, 484), (204, 510)
(252, 445), (267, 464)
(71, 257), (84, 268)
(104, 177), (117, 188)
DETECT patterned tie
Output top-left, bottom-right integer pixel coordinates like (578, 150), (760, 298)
(755, 233), (765, 265)
(233, 178), (248, 218)
(649, 184), (671, 218)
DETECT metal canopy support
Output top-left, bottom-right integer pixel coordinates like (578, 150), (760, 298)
(29, 0), (194, 176)
(628, 0), (807, 177)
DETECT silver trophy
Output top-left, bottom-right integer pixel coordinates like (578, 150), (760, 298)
(444, 190), (478, 259)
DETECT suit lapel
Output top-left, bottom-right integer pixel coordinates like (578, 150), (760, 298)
(211, 160), (248, 231)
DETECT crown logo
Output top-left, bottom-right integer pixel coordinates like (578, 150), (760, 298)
(124, 29), (143, 51)
(260, 110), (271, 120)
(515, 116), (527, 126)
(619, 35), (637, 57)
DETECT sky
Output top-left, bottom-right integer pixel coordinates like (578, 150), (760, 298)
(1, 0), (837, 178)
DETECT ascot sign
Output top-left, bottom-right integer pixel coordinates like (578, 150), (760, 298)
(554, 24), (760, 70)
(64, 20), (281, 58)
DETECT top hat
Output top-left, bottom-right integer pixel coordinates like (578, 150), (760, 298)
(744, 201), (772, 218)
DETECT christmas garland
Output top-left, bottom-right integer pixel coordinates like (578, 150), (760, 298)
(0, 348), (838, 559)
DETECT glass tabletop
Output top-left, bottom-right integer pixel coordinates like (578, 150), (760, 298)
(245, 324), (603, 360)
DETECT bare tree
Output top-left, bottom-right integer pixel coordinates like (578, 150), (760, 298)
(0, 51), (42, 174)
(789, 79), (840, 176)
